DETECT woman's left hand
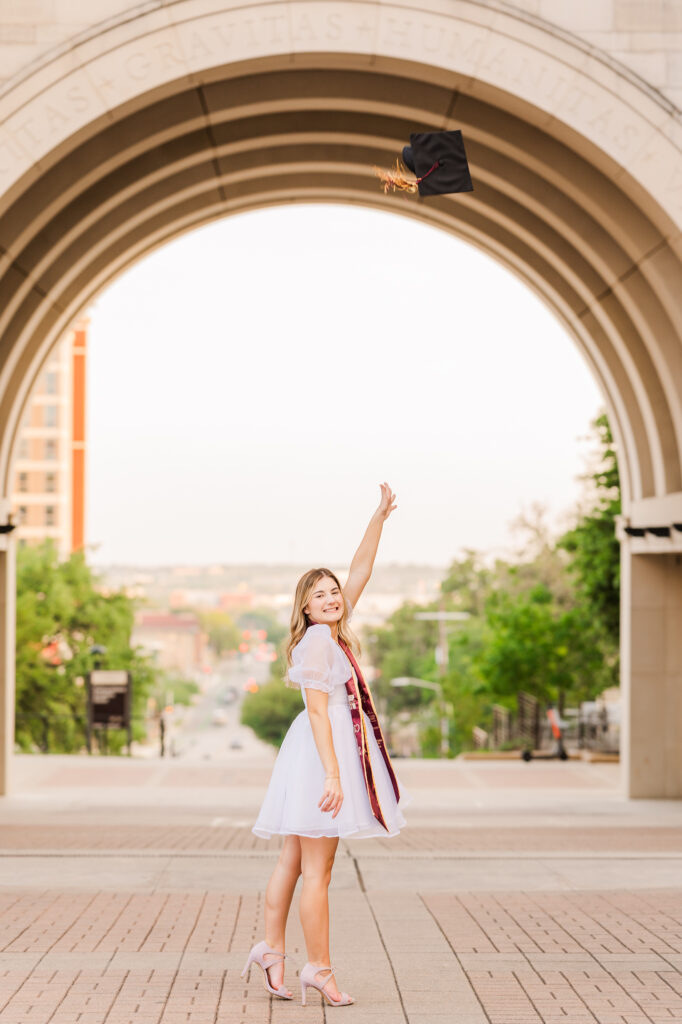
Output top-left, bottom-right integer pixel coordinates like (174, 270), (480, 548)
(376, 481), (397, 521)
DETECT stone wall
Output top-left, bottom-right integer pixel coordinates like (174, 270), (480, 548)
(0, 1), (680, 111)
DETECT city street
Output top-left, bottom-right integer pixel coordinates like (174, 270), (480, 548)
(1, 750), (682, 1023)
(159, 652), (273, 762)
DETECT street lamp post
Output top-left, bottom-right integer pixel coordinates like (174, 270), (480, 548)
(410, 608), (470, 756)
(87, 644), (107, 754)
(413, 609), (471, 677)
(391, 676), (450, 756)
(388, 606), (470, 757)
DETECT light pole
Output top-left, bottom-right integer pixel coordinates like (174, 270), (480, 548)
(391, 676), (450, 756)
(413, 609), (471, 677)
(410, 608), (470, 755)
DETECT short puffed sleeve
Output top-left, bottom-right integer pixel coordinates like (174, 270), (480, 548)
(287, 624), (335, 692)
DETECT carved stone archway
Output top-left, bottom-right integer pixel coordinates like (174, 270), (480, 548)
(1, 1), (681, 796)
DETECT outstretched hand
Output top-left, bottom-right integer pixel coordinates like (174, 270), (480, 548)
(376, 481), (397, 521)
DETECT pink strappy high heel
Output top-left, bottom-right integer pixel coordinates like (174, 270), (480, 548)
(300, 962), (354, 1006)
(241, 940), (293, 999)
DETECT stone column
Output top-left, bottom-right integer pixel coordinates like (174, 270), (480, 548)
(0, 530), (16, 796)
(621, 546), (682, 798)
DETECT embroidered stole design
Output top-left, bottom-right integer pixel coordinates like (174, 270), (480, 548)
(336, 637), (400, 832)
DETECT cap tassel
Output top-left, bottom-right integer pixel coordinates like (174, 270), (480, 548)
(373, 159), (441, 194)
(373, 158), (418, 193)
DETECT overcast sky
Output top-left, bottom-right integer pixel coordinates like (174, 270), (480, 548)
(85, 204), (602, 568)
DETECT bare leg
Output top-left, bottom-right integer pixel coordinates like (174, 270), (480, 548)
(263, 835), (301, 995)
(299, 835), (347, 1003)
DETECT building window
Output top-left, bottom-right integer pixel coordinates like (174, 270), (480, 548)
(18, 472), (28, 493)
(45, 506), (55, 526)
(18, 506), (28, 524)
(45, 472), (56, 493)
(45, 439), (57, 460)
(45, 371), (58, 395)
(44, 405), (58, 428)
(17, 437), (29, 459)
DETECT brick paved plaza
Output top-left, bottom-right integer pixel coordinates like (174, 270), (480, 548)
(1, 753), (682, 1024)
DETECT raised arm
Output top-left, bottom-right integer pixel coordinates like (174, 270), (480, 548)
(344, 481), (397, 609)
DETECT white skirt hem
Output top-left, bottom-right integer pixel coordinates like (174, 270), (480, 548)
(252, 801), (409, 841)
(251, 702), (409, 841)
(252, 827), (403, 840)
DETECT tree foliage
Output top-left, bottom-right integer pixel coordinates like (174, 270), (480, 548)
(240, 650), (303, 746)
(474, 584), (610, 707)
(15, 541), (158, 753)
(364, 411), (622, 755)
(557, 412), (621, 645)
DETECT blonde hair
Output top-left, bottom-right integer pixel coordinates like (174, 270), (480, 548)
(285, 568), (360, 680)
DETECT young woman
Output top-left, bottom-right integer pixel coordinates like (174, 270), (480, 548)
(242, 482), (408, 1007)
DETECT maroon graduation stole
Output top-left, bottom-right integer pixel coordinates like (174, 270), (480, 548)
(336, 637), (400, 833)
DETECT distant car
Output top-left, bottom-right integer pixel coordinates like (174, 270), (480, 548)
(222, 687), (238, 705)
(212, 708), (229, 726)
(229, 736), (243, 750)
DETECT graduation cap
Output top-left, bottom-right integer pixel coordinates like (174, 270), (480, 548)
(374, 129), (474, 197)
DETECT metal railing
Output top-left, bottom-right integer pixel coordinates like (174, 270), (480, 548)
(472, 692), (620, 755)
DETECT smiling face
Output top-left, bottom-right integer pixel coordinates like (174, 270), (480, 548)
(303, 575), (344, 626)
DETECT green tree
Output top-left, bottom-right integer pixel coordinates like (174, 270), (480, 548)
(240, 650), (303, 747)
(441, 516), (575, 619)
(16, 541), (158, 753)
(366, 412), (623, 755)
(439, 616), (490, 756)
(440, 550), (495, 615)
(364, 597), (492, 757)
(366, 602), (438, 690)
(473, 584), (609, 709)
(558, 412), (621, 646)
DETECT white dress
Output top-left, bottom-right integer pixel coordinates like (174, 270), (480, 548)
(252, 600), (409, 839)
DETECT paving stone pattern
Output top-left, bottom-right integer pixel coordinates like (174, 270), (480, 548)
(1, 872), (682, 1021)
(3, 824), (682, 853)
(1, 756), (681, 1023)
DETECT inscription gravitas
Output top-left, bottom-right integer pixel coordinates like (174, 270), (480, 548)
(0, 3), (678, 213)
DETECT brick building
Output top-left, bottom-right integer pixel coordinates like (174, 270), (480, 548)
(11, 319), (88, 559)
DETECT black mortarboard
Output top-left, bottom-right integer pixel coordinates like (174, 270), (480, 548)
(375, 129), (474, 197)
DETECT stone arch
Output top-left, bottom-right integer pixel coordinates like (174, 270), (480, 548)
(1, 1), (681, 796)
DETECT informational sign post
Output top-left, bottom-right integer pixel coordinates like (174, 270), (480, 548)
(86, 670), (132, 755)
